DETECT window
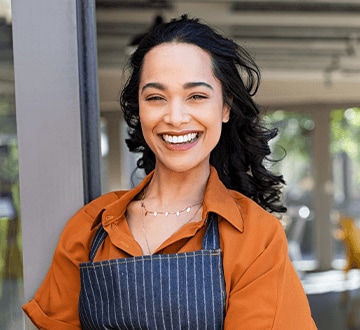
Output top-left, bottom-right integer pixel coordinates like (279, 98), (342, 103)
(0, 2), (24, 327)
(265, 110), (316, 268)
(331, 107), (360, 262)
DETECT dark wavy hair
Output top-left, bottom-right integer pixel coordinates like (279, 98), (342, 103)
(120, 15), (286, 213)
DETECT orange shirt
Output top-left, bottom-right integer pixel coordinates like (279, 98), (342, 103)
(23, 167), (317, 329)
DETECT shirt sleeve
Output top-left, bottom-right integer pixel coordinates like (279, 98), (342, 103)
(22, 208), (98, 330)
(223, 218), (317, 329)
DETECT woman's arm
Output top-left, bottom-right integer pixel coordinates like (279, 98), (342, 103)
(222, 214), (317, 329)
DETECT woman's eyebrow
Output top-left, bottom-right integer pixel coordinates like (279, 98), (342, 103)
(183, 82), (213, 90)
(141, 82), (165, 94)
(141, 81), (214, 94)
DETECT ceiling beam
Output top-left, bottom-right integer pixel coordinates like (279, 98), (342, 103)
(232, 1), (360, 13)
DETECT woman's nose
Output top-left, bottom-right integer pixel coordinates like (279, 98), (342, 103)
(163, 100), (190, 126)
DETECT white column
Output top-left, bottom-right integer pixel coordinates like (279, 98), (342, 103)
(11, 0), (89, 328)
(312, 107), (333, 270)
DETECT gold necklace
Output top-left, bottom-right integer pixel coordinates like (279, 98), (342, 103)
(140, 190), (203, 217)
(141, 203), (203, 255)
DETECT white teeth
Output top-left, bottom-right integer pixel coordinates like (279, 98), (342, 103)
(163, 133), (198, 144)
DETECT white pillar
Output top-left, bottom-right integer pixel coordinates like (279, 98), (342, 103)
(11, 0), (98, 328)
(312, 107), (333, 270)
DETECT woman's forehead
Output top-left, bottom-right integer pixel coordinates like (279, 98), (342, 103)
(140, 42), (217, 84)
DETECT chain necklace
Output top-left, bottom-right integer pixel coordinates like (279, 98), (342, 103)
(140, 190), (202, 217)
(141, 203), (203, 255)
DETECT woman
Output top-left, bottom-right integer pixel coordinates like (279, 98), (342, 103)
(23, 15), (316, 329)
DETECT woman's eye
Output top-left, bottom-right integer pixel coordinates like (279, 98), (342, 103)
(190, 94), (207, 100)
(146, 96), (164, 101)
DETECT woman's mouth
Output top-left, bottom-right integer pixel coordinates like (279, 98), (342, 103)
(162, 132), (199, 144)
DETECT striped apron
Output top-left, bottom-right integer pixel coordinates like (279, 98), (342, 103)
(79, 213), (226, 329)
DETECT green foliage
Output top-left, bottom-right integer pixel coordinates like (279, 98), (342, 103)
(265, 108), (360, 201)
(330, 108), (360, 160)
(0, 99), (16, 134)
(264, 110), (314, 162)
(0, 140), (19, 184)
(264, 111), (313, 192)
(0, 95), (18, 184)
(330, 107), (360, 198)
(0, 222), (7, 284)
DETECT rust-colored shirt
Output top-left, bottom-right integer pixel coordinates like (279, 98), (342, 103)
(23, 167), (317, 329)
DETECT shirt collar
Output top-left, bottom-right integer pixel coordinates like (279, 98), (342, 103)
(203, 166), (244, 232)
(101, 166), (244, 233)
(101, 173), (152, 226)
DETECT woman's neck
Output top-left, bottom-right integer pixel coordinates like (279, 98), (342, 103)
(144, 164), (210, 208)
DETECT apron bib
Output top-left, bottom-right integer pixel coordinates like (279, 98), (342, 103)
(79, 213), (226, 329)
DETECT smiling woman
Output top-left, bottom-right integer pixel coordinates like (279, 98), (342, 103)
(137, 42), (229, 174)
(23, 15), (317, 329)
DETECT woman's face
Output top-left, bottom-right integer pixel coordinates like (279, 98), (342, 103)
(138, 42), (230, 174)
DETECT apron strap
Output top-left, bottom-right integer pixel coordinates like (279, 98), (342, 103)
(89, 224), (108, 262)
(202, 213), (220, 250)
(89, 212), (220, 261)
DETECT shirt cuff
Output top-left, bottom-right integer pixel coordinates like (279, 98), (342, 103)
(23, 299), (80, 330)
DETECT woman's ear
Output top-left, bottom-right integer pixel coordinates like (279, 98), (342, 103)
(222, 104), (230, 123)
(222, 96), (232, 123)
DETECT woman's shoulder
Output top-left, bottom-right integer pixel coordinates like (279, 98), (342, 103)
(82, 190), (126, 219)
(221, 190), (288, 270)
(228, 189), (284, 232)
(59, 191), (128, 246)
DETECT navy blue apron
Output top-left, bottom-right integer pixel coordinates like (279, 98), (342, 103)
(79, 213), (226, 329)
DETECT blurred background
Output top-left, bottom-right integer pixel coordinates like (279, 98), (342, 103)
(1, 0), (360, 329)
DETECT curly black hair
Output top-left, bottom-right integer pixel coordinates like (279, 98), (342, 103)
(120, 15), (286, 214)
